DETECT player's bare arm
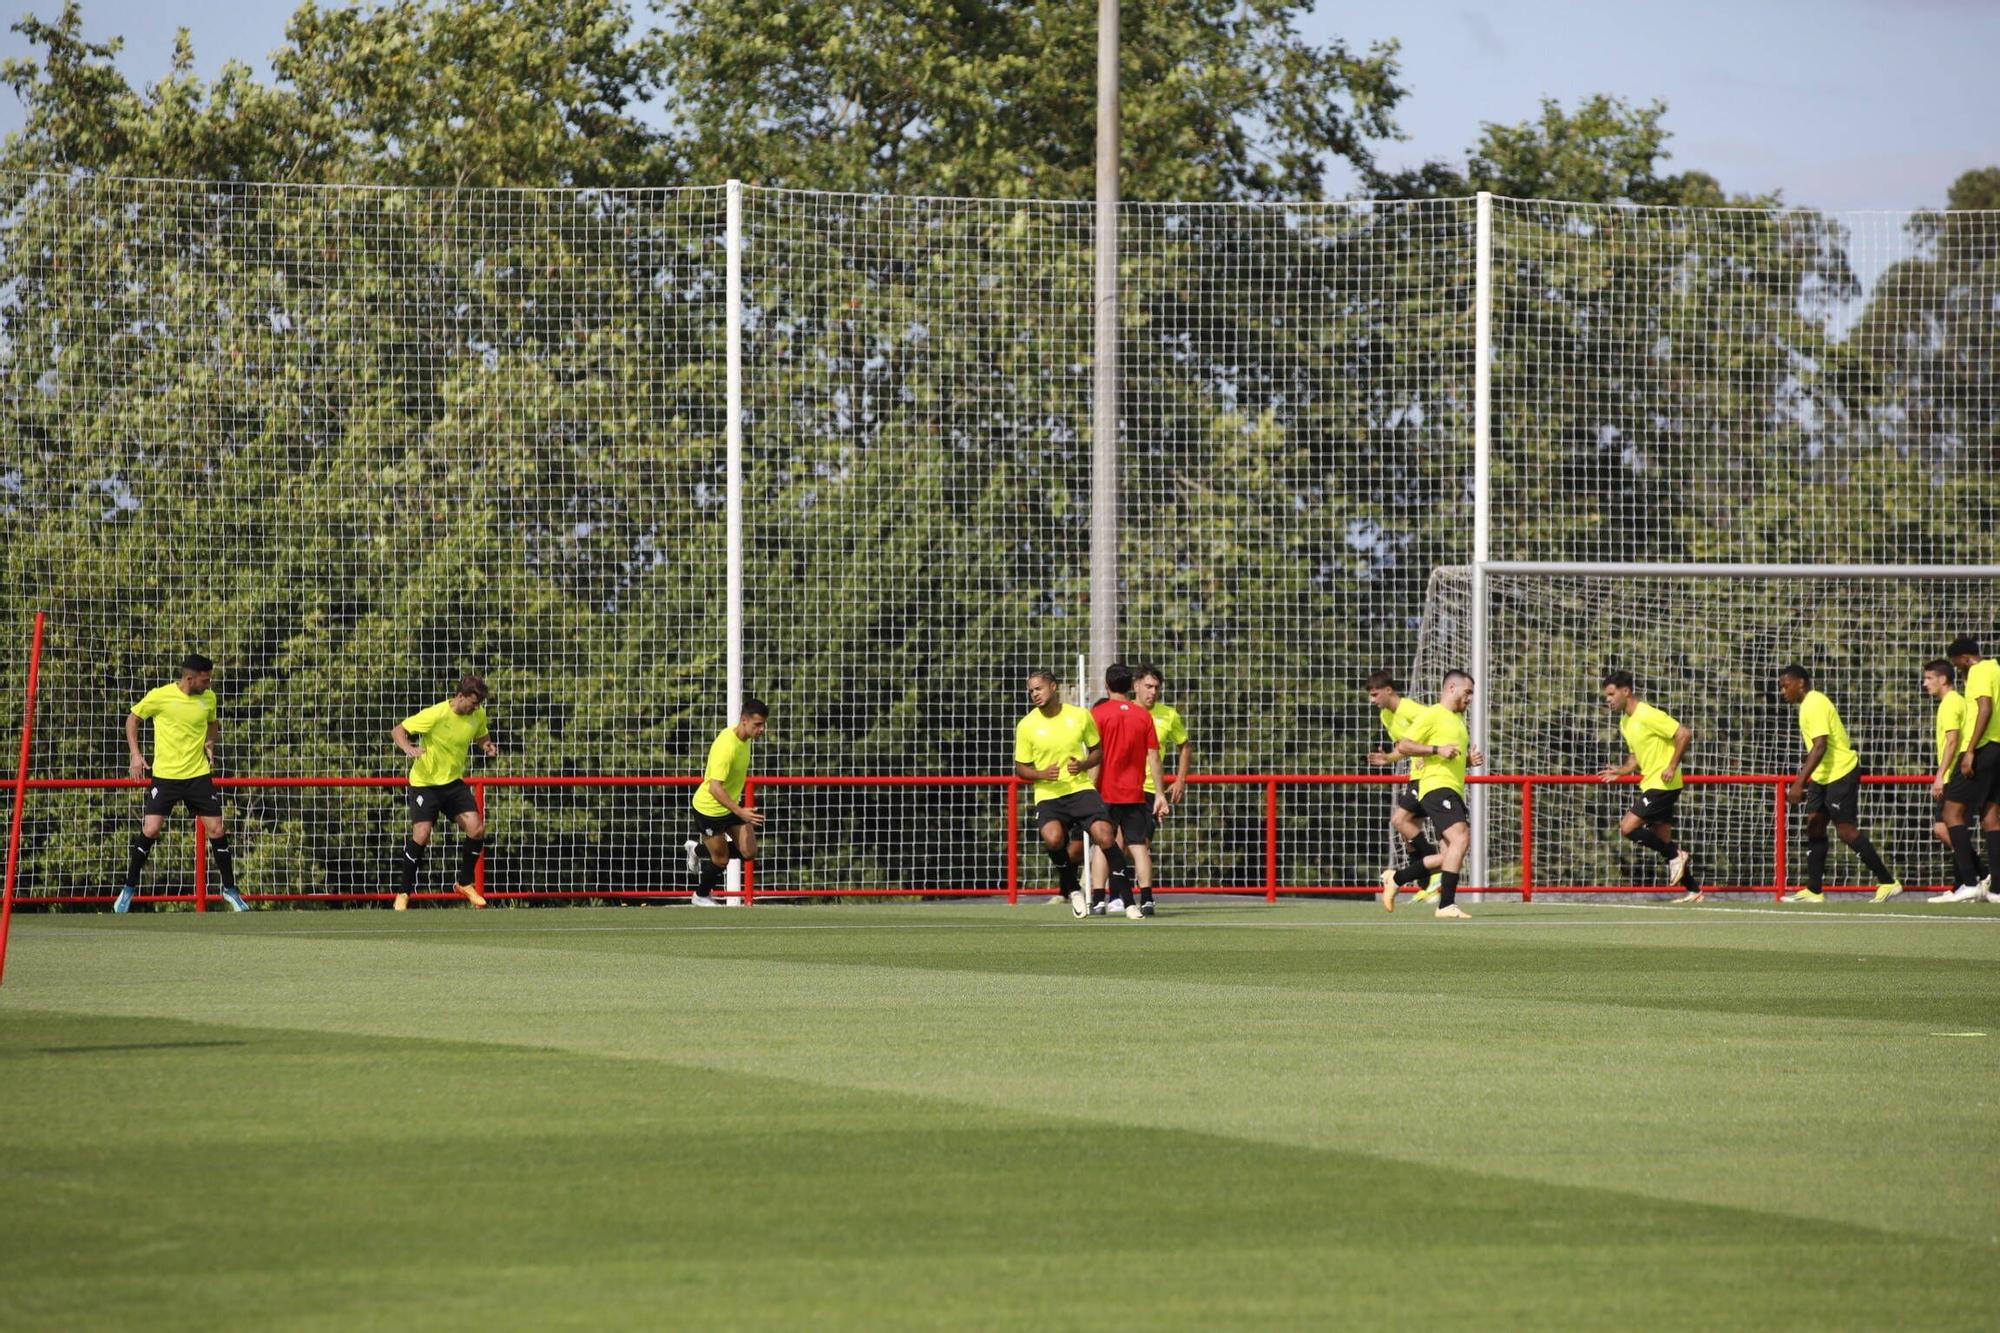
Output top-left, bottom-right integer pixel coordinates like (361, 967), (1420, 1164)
(1934, 726), (1960, 799)
(1661, 724), (1692, 785)
(1598, 753), (1639, 783)
(709, 776), (765, 827)
(1790, 737), (1827, 805)
(125, 712), (148, 780)
(1963, 697), (1992, 775)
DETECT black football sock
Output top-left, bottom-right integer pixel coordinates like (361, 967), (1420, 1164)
(1438, 871), (1460, 908)
(1628, 827), (1673, 858)
(1395, 861), (1428, 886)
(208, 834), (237, 890)
(1848, 832), (1893, 884)
(398, 838), (426, 893)
(1947, 825), (1978, 887)
(124, 833), (158, 887)
(1407, 834), (1437, 866)
(455, 836), (485, 886)
(1046, 846), (1079, 896)
(697, 861), (725, 896)
(1806, 836), (1829, 893)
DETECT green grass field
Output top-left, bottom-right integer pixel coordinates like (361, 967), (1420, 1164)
(3, 898), (1997, 1329)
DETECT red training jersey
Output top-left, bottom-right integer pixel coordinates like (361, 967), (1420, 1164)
(1091, 697), (1160, 804)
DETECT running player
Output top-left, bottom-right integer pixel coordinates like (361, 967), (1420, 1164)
(689, 699), (770, 907)
(1133, 664), (1191, 910)
(391, 675), (499, 911)
(1776, 666), (1901, 903)
(1942, 637), (2000, 903)
(1922, 659), (1991, 902)
(1091, 664), (1171, 919)
(116, 653), (247, 913)
(1366, 670), (1442, 905)
(1597, 670), (1701, 903)
(1379, 670), (1480, 919)
(1015, 670), (1118, 919)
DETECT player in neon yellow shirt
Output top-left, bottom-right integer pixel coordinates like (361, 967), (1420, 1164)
(1945, 636), (2000, 902)
(1014, 670), (1118, 918)
(1777, 665), (1900, 903)
(1132, 664), (1193, 916)
(688, 699), (770, 907)
(1596, 670), (1700, 903)
(1922, 658), (1990, 902)
(116, 653), (247, 913)
(391, 674), (499, 910)
(1366, 669), (1443, 904)
(1380, 669), (1481, 919)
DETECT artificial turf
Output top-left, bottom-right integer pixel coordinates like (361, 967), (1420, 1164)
(2, 898), (1996, 1329)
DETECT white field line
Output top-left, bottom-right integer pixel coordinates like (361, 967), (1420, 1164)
(1569, 901), (2000, 924)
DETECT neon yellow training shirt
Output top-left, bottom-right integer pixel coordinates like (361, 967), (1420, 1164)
(692, 727), (752, 816)
(1620, 701), (1686, 792)
(1796, 689), (1859, 785)
(1403, 703), (1469, 797)
(1144, 702), (1189, 796)
(132, 683), (217, 780)
(1015, 705), (1100, 803)
(1380, 695), (1427, 784)
(1935, 689), (1970, 770)
(1965, 658), (2000, 748)
(401, 700), (490, 787)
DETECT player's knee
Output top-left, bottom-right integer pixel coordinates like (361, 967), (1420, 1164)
(464, 814), (486, 839)
(411, 823), (434, 847)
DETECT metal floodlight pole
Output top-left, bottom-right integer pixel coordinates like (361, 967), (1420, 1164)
(1090, 0), (1120, 693)
(1470, 191), (1493, 888)
(724, 180), (745, 903)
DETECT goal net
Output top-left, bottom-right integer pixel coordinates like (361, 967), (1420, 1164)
(1414, 565), (2000, 893)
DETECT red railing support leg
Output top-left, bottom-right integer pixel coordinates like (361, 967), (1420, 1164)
(1264, 779), (1279, 904)
(472, 780), (487, 900)
(1005, 781), (1019, 905)
(193, 820), (208, 912)
(1520, 779), (1534, 903)
(740, 778), (755, 906)
(1, 610), (48, 984)
(1773, 778), (1788, 901)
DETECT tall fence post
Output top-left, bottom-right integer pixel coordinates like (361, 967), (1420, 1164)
(1469, 190), (1494, 891)
(472, 780), (487, 901)
(1264, 779), (1279, 904)
(0, 610), (47, 985)
(193, 820), (208, 912)
(1772, 778), (1788, 901)
(1519, 777), (1533, 902)
(724, 178), (746, 905)
(739, 777), (755, 906)
(1005, 781), (1020, 905)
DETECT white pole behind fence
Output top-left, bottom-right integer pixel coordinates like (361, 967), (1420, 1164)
(1470, 190), (1494, 889)
(725, 179), (745, 903)
(1090, 0), (1121, 691)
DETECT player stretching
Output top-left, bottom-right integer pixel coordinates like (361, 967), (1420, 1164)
(1379, 670), (1480, 919)
(1776, 666), (1901, 903)
(1597, 670), (1701, 903)
(1940, 637), (2000, 904)
(1015, 671), (1120, 919)
(1091, 664), (1171, 919)
(1134, 664), (1191, 909)
(116, 653), (247, 913)
(391, 675), (498, 911)
(1922, 659), (1991, 902)
(689, 699), (770, 907)
(1365, 670), (1442, 905)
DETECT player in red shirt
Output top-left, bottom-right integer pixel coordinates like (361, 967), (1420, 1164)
(1091, 663), (1173, 918)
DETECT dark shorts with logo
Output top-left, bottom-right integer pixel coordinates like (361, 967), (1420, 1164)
(692, 808), (745, 839)
(1627, 786), (1682, 825)
(407, 779), (478, 825)
(1394, 782), (1423, 818)
(1106, 801), (1156, 846)
(1037, 789), (1111, 837)
(1953, 742), (2000, 812)
(1798, 769), (1861, 826)
(1418, 787), (1468, 833)
(143, 774), (222, 819)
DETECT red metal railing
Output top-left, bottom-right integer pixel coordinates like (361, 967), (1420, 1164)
(2, 770), (1948, 907)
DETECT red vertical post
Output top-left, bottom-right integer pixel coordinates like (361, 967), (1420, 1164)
(472, 780), (487, 900)
(1772, 778), (1788, 901)
(1264, 779), (1279, 904)
(193, 820), (208, 912)
(740, 778), (755, 905)
(1519, 778), (1534, 903)
(1005, 780), (1020, 905)
(0, 611), (48, 985)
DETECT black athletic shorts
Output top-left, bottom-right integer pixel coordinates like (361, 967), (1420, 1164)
(407, 779), (478, 825)
(1418, 787), (1469, 833)
(692, 808), (745, 839)
(1628, 786), (1682, 825)
(1106, 801), (1156, 846)
(1036, 789), (1112, 836)
(1956, 742), (2000, 812)
(143, 774), (222, 819)
(1393, 782), (1423, 818)
(1798, 769), (1861, 826)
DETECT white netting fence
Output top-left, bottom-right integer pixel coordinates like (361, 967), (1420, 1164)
(0, 174), (1993, 903)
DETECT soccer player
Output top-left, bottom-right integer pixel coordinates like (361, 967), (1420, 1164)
(116, 653), (247, 913)
(1378, 669), (1481, 919)
(1942, 637), (2000, 904)
(1922, 659), (1991, 903)
(689, 699), (770, 908)
(1133, 664), (1192, 909)
(1596, 670), (1701, 903)
(1366, 670), (1443, 905)
(1776, 666), (1901, 903)
(391, 675), (499, 911)
(1090, 664), (1172, 919)
(1014, 670), (1120, 919)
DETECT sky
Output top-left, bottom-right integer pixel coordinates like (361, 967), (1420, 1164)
(2, 0), (1996, 211)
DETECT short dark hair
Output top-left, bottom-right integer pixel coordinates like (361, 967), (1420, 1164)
(1948, 636), (1980, 658)
(1924, 659), (1955, 679)
(741, 697), (771, 719)
(1134, 663), (1163, 685)
(1363, 670), (1397, 691)
(1601, 669), (1634, 690)
(1105, 663), (1135, 695)
(179, 653), (213, 675)
(1028, 669), (1059, 686)
(456, 673), (490, 701)
(1443, 669), (1473, 689)
(1779, 665), (1811, 686)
